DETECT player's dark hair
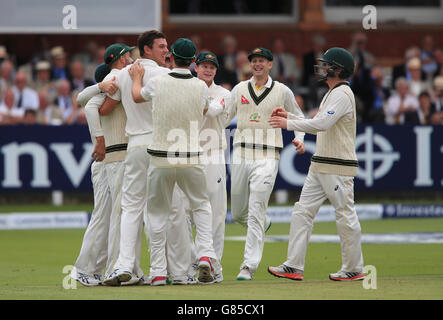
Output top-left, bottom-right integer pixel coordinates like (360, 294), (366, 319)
(137, 30), (166, 56)
(174, 57), (193, 67)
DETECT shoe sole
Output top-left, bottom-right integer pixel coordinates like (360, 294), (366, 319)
(198, 265), (214, 283)
(151, 281), (166, 286)
(121, 278), (140, 286)
(103, 276), (121, 286)
(268, 268), (303, 281)
(329, 274), (365, 281)
(103, 272), (132, 286)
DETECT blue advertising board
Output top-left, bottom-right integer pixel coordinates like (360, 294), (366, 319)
(0, 124), (442, 191)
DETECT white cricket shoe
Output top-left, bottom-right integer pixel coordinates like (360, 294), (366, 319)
(138, 275), (152, 285)
(268, 264), (304, 281)
(236, 266), (253, 281)
(172, 275), (198, 285)
(213, 273), (224, 283)
(103, 269), (132, 286)
(329, 271), (366, 281)
(121, 274), (141, 286)
(72, 272), (101, 287)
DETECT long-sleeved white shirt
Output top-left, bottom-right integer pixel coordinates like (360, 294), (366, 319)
(110, 58), (169, 136)
(287, 89), (353, 134)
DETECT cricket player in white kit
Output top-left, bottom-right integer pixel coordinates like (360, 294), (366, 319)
(77, 43), (149, 286)
(223, 47), (306, 281)
(70, 63), (116, 286)
(268, 47), (365, 281)
(129, 38), (220, 285)
(100, 30), (171, 286)
(171, 51), (230, 283)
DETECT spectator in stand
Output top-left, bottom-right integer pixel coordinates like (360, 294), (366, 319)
(348, 32), (375, 72)
(31, 60), (55, 94)
(421, 35), (438, 82)
(0, 59), (15, 99)
(22, 109), (37, 125)
(407, 58), (430, 97)
(36, 88), (63, 125)
(69, 60), (94, 92)
(53, 79), (74, 123)
(385, 77), (420, 125)
(66, 89), (84, 125)
(0, 88), (22, 124)
(235, 50), (252, 82)
(367, 65), (389, 124)
(85, 45), (106, 81)
(417, 91), (441, 125)
(350, 56), (372, 123)
(72, 41), (98, 66)
(432, 76), (443, 115)
(50, 46), (71, 81)
(391, 46), (422, 89)
(12, 71), (39, 111)
(270, 38), (299, 89)
(301, 34), (326, 87)
(215, 35), (238, 88)
(433, 48), (443, 78)
(0, 46), (8, 64)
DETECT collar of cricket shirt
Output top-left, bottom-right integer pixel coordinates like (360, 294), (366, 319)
(250, 75), (273, 90)
(168, 68), (194, 79)
(135, 58), (160, 67)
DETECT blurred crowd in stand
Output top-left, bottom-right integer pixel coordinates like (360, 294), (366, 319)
(1, 32), (442, 126)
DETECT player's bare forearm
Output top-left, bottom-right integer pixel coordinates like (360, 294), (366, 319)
(131, 80), (145, 103)
(92, 136), (106, 161)
(292, 139), (306, 155)
(99, 96), (119, 115)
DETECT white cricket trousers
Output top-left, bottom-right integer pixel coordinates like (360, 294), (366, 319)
(231, 154), (279, 273)
(147, 162), (217, 278)
(114, 145), (150, 273)
(74, 161), (111, 276)
(285, 170), (364, 273)
(169, 151), (227, 278)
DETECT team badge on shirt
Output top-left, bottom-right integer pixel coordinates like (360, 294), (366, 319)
(249, 112), (261, 123)
(241, 95), (250, 104)
(327, 110), (335, 115)
(220, 98), (225, 109)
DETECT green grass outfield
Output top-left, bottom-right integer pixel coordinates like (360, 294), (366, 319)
(1, 207), (442, 300)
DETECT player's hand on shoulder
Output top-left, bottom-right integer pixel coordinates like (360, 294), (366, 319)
(99, 76), (119, 96)
(292, 140), (306, 155)
(128, 62), (145, 80)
